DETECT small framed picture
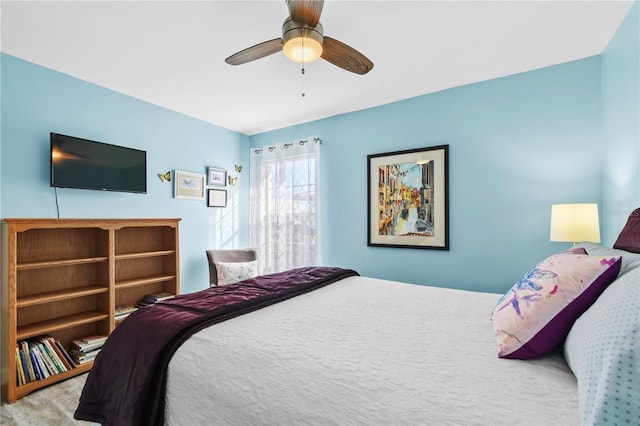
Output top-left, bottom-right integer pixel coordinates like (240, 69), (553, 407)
(207, 188), (227, 208)
(174, 170), (206, 200)
(207, 167), (227, 186)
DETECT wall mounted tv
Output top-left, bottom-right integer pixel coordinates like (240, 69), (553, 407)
(50, 133), (147, 194)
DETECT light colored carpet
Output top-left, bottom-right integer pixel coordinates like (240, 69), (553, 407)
(0, 373), (96, 426)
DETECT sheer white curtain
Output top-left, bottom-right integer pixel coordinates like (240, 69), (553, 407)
(250, 137), (321, 274)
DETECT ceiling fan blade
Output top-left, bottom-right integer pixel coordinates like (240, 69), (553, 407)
(321, 36), (374, 75)
(225, 38), (283, 65)
(286, 0), (324, 27)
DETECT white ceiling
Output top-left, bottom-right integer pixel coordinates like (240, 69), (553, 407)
(1, 1), (634, 135)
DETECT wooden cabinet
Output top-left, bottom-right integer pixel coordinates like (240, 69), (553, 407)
(1, 218), (180, 402)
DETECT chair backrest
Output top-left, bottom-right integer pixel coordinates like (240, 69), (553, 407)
(206, 248), (258, 286)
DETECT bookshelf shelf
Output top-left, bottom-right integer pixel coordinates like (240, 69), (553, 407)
(17, 286), (109, 308)
(115, 250), (175, 260)
(15, 361), (93, 400)
(17, 311), (110, 340)
(115, 274), (177, 289)
(17, 257), (109, 271)
(1, 218), (180, 403)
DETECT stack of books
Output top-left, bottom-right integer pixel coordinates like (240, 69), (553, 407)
(115, 304), (138, 321)
(15, 335), (76, 385)
(136, 292), (175, 308)
(71, 335), (107, 365)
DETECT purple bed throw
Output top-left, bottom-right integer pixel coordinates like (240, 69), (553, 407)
(74, 266), (358, 426)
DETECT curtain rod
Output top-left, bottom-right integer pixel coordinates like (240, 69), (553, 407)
(253, 137), (321, 154)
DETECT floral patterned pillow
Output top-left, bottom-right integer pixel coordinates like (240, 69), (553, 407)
(492, 251), (622, 359)
(215, 260), (258, 286)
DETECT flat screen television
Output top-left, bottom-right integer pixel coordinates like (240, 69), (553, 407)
(50, 133), (147, 193)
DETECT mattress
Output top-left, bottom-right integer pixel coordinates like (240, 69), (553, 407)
(165, 276), (579, 425)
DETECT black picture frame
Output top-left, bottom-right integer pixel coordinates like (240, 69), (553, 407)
(207, 188), (227, 208)
(367, 145), (449, 250)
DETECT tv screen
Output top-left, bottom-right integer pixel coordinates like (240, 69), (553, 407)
(50, 133), (147, 193)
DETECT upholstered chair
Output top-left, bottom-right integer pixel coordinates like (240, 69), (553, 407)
(206, 248), (258, 287)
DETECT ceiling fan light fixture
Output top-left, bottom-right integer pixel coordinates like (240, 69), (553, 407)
(283, 36), (323, 62)
(282, 17), (323, 63)
(225, 2), (373, 75)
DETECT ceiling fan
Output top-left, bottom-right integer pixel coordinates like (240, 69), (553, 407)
(225, 0), (374, 75)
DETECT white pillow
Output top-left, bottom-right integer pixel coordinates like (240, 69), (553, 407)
(564, 244), (640, 425)
(215, 260), (258, 285)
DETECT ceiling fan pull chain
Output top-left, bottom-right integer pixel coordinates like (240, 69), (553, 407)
(301, 37), (306, 97)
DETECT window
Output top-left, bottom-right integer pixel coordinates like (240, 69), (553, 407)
(250, 139), (320, 273)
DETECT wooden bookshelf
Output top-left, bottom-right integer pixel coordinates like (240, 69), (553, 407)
(1, 218), (180, 403)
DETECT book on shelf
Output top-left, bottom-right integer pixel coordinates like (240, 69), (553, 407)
(28, 342), (51, 379)
(34, 342), (58, 376)
(15, 335), (76, 385)
(115, 312), (133, 320)
(53, 339), (77, 370)
(115, 304), (137, 315)
(29, 349), (44, 380)
(16, 345), (26, 385)
(71, 340), (105, 353)
(48, 339), (73, 371)
(143, 292), (175, 303)
(71, 334), (107, 365)
(115, 304), (138, 320)
(72, 335), (107, 352)
(71, 347), (102, 365)
(80, 335), (108, 346)
(137, 292), (176, 308)
(37, 336), (66, 373)
(20, 341), (36, 382)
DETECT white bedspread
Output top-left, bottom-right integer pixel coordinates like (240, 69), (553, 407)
(166, 276), (579, 425)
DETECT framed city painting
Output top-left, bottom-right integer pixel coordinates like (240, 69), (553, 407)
(174, 170), (206, 200)
(367, 145), (449, 250)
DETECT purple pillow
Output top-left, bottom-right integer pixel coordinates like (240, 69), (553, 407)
(492, 251), (621, 359)
(613, 208), (640, 253)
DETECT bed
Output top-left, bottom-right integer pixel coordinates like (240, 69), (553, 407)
(74, 214), (640, 426)
(164, 275), (579, 426)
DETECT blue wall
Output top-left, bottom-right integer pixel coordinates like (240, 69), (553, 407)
(602, 1), (640, 246)
(2, 3), (638, 295)
(251, 58), (603, 294)
(0, 54), (251, 294)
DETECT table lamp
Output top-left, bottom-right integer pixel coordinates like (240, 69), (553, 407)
(550, 203), (601, 246)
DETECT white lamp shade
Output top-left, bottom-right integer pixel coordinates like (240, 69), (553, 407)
(550, 203), (601, 243)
